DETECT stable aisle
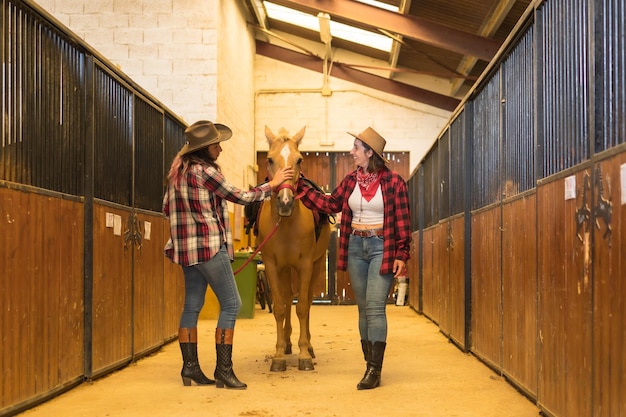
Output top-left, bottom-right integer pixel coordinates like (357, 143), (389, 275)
(19, 305), (540, 417)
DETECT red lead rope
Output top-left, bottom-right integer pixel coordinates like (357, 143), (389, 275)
(233, 180), (304, 275)
(233, 218), (281, 275)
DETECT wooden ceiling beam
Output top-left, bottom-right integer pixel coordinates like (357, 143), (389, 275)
(269, 0), (500, 61)
(256, 40), (460, 112)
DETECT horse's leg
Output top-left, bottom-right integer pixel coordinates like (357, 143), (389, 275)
(264, 259), (289, 372)
(272, 265), (296, 372)
(295, 261), (315, 371)
(282, 267), (293, 355)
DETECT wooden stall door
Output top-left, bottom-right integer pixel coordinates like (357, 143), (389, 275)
(407, 231), (420, 310)
(502, 193), (538, 398)
(448, 216), (466, 349)
(433, 222), (447, 329)
(592, 154), (626, 417)
(0, 189), (84, 411)
(133, 212), (166, 356)
(162, 220), (185, 340)
(470, 207), (502, 369)
(537, 173), (592, 417)
(91, 204), (133, 376)
(421, 228), (435, 319)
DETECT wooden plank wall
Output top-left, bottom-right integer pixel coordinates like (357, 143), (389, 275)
(133, 212), (166, 356)
(592, 154), (626, 417)
(91, 204), (133, 375)
(0, 188), (84, 412)
(501, 193), (537, 397)
(447, 216), (466, 348)
(537, 173), (593, 417)
(470, 208), (502, 369)
(421, 228), (435, 319)
(162, 220), (185, 338)
(407, 231), (420, 309)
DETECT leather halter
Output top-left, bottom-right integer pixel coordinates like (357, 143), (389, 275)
(274, 182), (295, 194)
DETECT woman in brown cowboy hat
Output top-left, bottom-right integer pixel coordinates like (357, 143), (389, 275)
(297, 126), (411, 390)
(163, 120), (293, 389)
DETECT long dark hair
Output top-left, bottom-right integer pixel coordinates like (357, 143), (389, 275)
(361, 141), (386, 173)
(167, 147), (220, 189)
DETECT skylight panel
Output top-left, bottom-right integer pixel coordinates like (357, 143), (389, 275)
(263, 1), (394, 52)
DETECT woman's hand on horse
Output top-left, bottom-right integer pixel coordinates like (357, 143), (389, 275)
(269, 166), (294, 190)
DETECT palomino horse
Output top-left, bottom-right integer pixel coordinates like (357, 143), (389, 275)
(257, 126), (331, 372)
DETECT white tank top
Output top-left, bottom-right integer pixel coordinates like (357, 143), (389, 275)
(348, 185), (384, 225)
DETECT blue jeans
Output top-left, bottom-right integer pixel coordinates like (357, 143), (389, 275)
(347, 235), (394, 343)
(180, 245), (242, 329)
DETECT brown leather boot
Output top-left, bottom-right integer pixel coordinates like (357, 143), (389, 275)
(214, 328), (247, 389)
(179, 328), (215, 386)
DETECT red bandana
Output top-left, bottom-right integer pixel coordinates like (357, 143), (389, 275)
(356, 168), (382, 202)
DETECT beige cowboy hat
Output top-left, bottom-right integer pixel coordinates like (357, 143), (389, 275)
(348, 127), (389, 163)
(179, 120), (233, 156)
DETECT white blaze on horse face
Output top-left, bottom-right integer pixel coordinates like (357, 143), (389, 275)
(280, 143), (291, 166)
(279, 143), (292, 205)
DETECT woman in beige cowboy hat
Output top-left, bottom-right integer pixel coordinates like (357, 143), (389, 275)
(297, 126), (411, 390)
(163, 120), (293, 389)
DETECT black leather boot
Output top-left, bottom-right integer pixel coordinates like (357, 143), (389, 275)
(357, 341), (386, 390)
(214, 328), (247, 389)
(360, 340), (370, 362)
(179, 328), (215, 386)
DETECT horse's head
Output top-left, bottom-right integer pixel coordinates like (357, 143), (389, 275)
(265, 125), (305, 217)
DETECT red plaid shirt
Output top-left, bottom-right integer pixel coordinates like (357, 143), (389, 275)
(297, 168), (411, 274)
(163, 164), (272, 266)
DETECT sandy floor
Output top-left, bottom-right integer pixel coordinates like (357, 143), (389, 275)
(18, 305), (540, 417)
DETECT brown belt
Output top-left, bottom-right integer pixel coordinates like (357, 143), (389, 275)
(351, 228), (384, 237)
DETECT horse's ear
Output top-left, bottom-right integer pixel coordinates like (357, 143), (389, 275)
(293, 126), (306, 145)
(265, 125), (276, 145)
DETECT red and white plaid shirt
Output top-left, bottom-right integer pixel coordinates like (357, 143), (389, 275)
(163, 164), (271, 266)
(297, 168), (411, 274)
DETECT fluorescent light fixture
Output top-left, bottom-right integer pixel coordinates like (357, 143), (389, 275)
(263, 1), (394, 52)
(356, 0), (398, 12)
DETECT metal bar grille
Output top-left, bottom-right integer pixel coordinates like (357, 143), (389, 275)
(407, 166), (421, 231)
(438, 130), (450, 219)
(2, 1), (85, 194)
(93, 64), (133, 205)
(503, 25), (535, 196)
(449, 110), (466, 215)
(134, 96), (164, 212)
(164, 115), (185, 174)
(471, 71), (501, 209)
(595, 0), (626, 151)
(422, 144), (438, 227)
(537, 0), (590, 177)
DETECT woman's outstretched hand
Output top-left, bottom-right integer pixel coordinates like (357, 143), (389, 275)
(269, 167), (294, 191)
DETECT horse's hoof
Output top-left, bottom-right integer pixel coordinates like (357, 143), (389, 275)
(270, 359), (287, 372)
(298, 358), (314, 371)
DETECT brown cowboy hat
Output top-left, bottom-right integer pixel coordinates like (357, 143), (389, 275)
(348, 127), (389, 163)
(178, 120), (232, 156)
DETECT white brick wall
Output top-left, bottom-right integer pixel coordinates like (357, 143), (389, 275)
(34, 0), (221, 126)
